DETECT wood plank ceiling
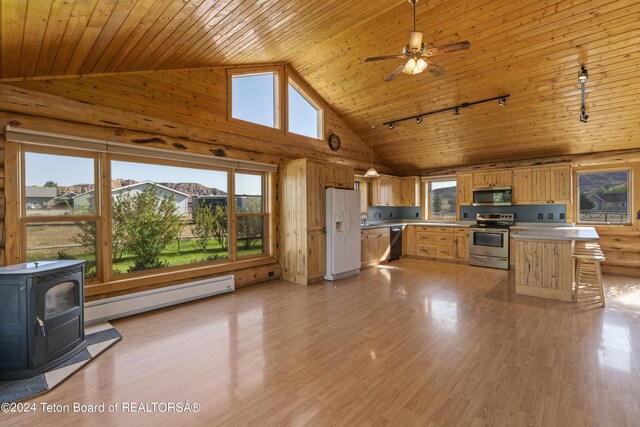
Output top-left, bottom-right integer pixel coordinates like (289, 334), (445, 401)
(2, 0), (639, 173)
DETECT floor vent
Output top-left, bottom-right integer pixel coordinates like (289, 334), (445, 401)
(84, 275), (234, 324)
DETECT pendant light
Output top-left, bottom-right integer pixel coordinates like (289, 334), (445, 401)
(364, 125), (380, 178)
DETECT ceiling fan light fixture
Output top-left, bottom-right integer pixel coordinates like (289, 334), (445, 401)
(416, 58), (428, 72)
(409, 31), (423, 51)
(403, 58), (418, 74)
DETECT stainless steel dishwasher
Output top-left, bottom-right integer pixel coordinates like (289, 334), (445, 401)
(389, 226), (403, 261)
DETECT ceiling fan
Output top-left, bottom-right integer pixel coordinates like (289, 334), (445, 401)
(363, 0), (470, 82)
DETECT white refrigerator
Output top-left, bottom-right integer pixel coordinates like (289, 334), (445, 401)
(324, 188), (361, 281)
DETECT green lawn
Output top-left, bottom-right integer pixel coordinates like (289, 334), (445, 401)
(28, 237), (263, 278)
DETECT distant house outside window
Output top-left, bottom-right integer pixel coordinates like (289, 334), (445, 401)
(231, 72), (278, 128)
(288, 79), (322, 139)
(577, 170), (631, 224)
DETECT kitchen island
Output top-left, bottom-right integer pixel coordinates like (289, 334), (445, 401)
(512, 226), (599, 301)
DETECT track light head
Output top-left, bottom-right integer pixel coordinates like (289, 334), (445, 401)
(416, 116), (423, 124)
(578, 66), (588, 83)
(498, 97), (507, 106)
(580, 112), (589, 123)
(388, 123), (395, 130)
(453, 107), (460, 116)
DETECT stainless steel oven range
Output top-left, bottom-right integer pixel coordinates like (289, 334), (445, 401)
(469, 213), (515, 270)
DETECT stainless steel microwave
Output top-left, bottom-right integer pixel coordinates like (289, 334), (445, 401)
(472, 186), (512, 206)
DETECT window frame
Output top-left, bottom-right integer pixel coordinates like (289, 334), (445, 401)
(19, 145), (103, 283)
(227, 67), (282, 131)
(286, 75), (324, 140)
(234, 170), (268, 260)
(423, 177), (458, 221)
(10, 140), (275, 293)
(575, 166), (633, 226)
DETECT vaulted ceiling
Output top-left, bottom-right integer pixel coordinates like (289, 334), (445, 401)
(2, 0), (640, 173)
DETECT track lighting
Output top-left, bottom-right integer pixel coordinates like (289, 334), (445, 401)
(580, 112), (589, 123)
(383, 94), (509, 128)
(579, 65), (589, 123)
(578, 66), (588, 83)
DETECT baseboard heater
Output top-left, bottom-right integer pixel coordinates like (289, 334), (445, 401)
(84, 275), (234, 324)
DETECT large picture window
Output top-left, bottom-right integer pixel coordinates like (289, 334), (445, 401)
(235, 172), (266, 258)
(16, 136), (273, 290)
(23, 150), (99, 279)
(577, 170), (631, 224)
(426, 179), (457, 220)
(110, 160), (229, 275)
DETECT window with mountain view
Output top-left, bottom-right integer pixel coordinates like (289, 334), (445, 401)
(427, 179), (457, 220)
(110, 160), (229, 275)
(23, 150), (99, 279)
(231, 72), (278, 128)
(577, 170), (630, 224)
(235, 172), (266, 257)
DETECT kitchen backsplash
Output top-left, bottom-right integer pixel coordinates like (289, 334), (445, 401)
(368, 206), (422, 220)
(460, 204), (567, 223)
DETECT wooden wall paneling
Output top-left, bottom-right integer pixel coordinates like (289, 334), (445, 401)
(3, 137), (19, 267)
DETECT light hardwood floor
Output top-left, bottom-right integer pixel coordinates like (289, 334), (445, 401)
(4, 259), (640, 426)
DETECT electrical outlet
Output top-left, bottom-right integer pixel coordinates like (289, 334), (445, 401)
(560, 213), (565, 220)
(416, 212), (419, 217)
(548, 213), (554, 220)
(390, 212), (393, 218)
(538, 213), (544, 220)
(463, 212), (468, 219)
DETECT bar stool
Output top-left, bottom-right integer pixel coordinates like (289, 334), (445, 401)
(572, 242), (605, 306)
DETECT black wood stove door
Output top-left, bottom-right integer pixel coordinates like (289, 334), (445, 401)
(33, 269), (84, 367)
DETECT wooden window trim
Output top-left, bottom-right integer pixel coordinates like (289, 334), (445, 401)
(227, 66), (284, 133)
(574, 165), (634, 227)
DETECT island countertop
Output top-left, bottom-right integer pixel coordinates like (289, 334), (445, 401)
(512, 226), (599, 241)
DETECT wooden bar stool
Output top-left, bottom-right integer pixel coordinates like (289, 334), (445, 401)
(572, 243), (605, 306)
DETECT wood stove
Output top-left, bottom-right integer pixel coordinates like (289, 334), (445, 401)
(0, 260), (87, 379)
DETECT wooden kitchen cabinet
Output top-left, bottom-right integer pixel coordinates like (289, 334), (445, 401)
(370, 175), (418, 206)
(361, 227), (390, 268)
(279, 158), (354, 285)
(472, 170), (512, 187)
(355, 178), (369, 215)
(512, 168), (532, 204)
(530, 164), (572, 204)
(404, 225), (416, 256)
(400, 177), (421, 206)
(457, 173), (473, 206)
(515, 239), (573, 301)
(414, 226), (454, 260)
(453, 228), (469, 262)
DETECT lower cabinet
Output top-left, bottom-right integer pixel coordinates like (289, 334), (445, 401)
(453, 228), (469, 262)
(361, 227), (390, 268)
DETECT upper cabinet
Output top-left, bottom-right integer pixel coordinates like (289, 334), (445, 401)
(456, 173), (473, 205)
(515, 164), (572, 204)
(369, 175), (420, 207)
(472, 170), (512, 187)
(457, 165), (571, 206)
(324, 164), (355, 189)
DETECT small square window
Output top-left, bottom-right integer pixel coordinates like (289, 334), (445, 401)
(231, 72), (278, 128)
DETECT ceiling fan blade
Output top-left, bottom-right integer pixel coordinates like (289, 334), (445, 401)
(385, 63), (406, 82)
(427, 62), (445, 77)
(364, 55), (404, 62)
(425, 41), (471, 57)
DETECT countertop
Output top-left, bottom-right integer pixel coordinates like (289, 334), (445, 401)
(361, 221), (575, 231)
(511, 226), (599, 241)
